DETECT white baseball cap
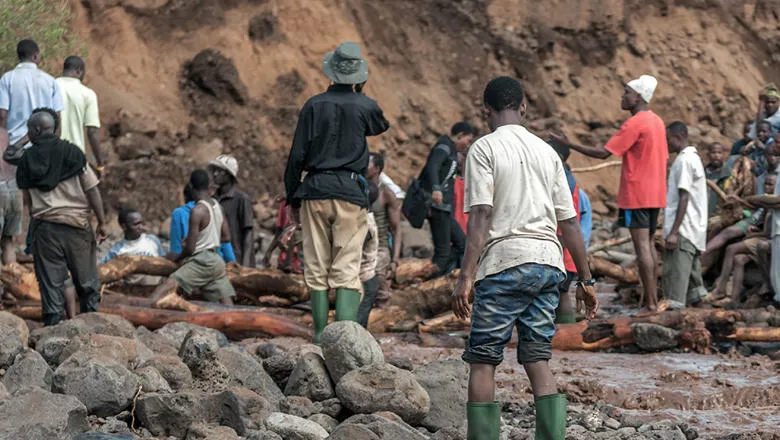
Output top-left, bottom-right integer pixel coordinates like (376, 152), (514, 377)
(626, 75), (658, 104)
(208, 154), (239, 179)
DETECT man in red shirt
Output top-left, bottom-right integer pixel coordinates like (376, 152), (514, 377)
(552, 75), (667, 314)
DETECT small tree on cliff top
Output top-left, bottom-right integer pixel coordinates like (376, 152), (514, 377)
(0, 0), (87, 74)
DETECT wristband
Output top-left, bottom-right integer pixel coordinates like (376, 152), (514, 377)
(576, 278), (596, 287)
(95, 165), (105, 172)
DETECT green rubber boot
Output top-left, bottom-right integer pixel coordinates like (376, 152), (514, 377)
(534, 393), (567, 440)
(466, 401), (501, 440)
(555, 312), (577, 324)
(334, 288), (361, 322)
(310, 290), (329, 345)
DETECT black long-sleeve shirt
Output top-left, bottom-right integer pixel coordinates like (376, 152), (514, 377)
(420, 135), (458, 212)
(284, 84), (390, 209)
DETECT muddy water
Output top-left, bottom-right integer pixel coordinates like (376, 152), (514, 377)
(379, 340), (780, 437)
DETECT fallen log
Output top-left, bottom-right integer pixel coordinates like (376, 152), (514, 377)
(588, 236), (632, 254)
(0, 262), (40, 301)
(730, 327), (780, 342)
(99, 255), (178, 284)
(386, 271), (461, 318)
(225, 263), (307, 302)
(589, 256), (639, 284)
(394, 259), (438, 284)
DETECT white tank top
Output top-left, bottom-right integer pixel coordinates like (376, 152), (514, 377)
(195, 199), (223, 254)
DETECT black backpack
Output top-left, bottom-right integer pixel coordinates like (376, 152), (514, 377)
(401, 177), (431, 229)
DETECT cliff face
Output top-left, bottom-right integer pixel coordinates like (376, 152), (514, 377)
(69, 0), (780, 221)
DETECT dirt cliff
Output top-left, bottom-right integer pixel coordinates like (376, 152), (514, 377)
(67, 0), (780, 222)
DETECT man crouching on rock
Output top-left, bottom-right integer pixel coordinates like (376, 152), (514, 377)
(452, 77), (598, 440)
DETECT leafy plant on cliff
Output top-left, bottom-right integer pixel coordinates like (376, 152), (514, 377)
(0, 0), (87, 74)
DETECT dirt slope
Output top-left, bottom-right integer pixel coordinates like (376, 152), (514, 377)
(66, 0), (780, 222)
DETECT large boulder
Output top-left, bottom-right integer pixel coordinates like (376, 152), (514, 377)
(139, 355), (192, 390)
(264, 412), (329, 440)
(218, 346), (284, 408)
(180, 330), (230, 393)
(0, 382), (8, 399)
(0, 323), (24, 369)
(134, 365), (173, 393)
(135, 390), (245, 437)
(35, 335), (71, 365)
(336, 413), (428, 440)
(321, 321), (384, 382)
(307, 413), (339, 433)
(52, 353), (140, 417)
(232, 387), (273, 429)
(631, 323), (680, 352)
(58, 334), (138, 367)
(0, 387), (89, 440)
(262, 350), (296, 389)
(155, 322), (228, 349)
(134, 326), (178, 357)
(328, 424), (381, 440)
(284, 352), (334, 401)
(336, 363), (430, 425)
(280, 395), (318, 418)
(2, 348), (53, 393)
(0, 311), (29, 347)
(185, 423), (241, 440)
(29, 313), (135, 349)
(413, 359), (469, 431)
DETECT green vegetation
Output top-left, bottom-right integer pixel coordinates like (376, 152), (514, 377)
(0, 0), (86, 73)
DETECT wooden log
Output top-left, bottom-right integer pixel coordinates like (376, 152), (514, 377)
(418, 312), (468, 333)
(588, 236), (632, 254)
(394, 259), (438, 284)
(385, 271), (461, 319)
(225, 263), (307, 302)
(589, 256), (639, 284)
(730, 327), (780, 342)
(99, 255), (178, 284)
(0, 262), (40, 301)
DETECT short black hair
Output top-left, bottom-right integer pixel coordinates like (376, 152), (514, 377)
(367, 180), (379, 205)
(17, 40), (39, 61)
(190, 169), (210, 190)
(368, 152), (385, 172)
(483, 76), (524, 112)
(118, 207), (140, 226)
(31, 107), (59, 131)
(450, 121), (476, 137)
(759, 119), (773, 130)
(63, 55), (85, 72)
(707, 142), (723, 152)
(667, 121), (688, 138)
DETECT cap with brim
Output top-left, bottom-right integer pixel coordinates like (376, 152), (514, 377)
(208, 158), (238, 179)
(322, 42), (368, 85)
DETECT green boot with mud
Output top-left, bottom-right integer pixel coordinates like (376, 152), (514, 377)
(310, 290), (329, 345)
(534, 393), (567, 440)
(466, 401), (501, 440)
(334, 288), (362, 322)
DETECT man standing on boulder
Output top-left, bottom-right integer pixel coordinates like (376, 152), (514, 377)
(284, 42), (390, 343)
(551, 75), (667, 315)
(453, 77), (598, 440)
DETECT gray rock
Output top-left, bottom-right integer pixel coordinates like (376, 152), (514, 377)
(246, 430), (283, 440)
(135, 390), (245, 437)
(0, 311), (28, 348)
(387, 356), (414, 371)
(179, 329), (220, 368)
(631, 323), (680, 352)
(328, 424), (381, 440)
(134, 326), (178, 357)
(604, 417), (621, 430)
(218, 346), (284, 408)
(284, 352), (334, 401)
(155, 321), (228, 349)
(280, 395), (318, 418)
(232, 387), (273, 429)
(35, 335), (71, 365)
(430, 427), (466, 440)
(256, 342), (282, 359)
(321, 321), (384, 382)
(0, 323), (24, 369)
(339, 413), (428, 440)
(638, 422), (687, 440)
(59, 333), (138, 367)
(308, 413), (339, 433)
(72, 433), (134, 440)
(2, 348), (53, 393)
(98, 416), (132, 434)
(135, 366), (173, 393)
(29, 313), (135, 351)
(52, 352), (140, 417)
(413, 359), (468, 431)
(336, 363), (430, 425)
(133, 339), (156, 366)
(580, 409), (603, 431)
(318, 397), (343, 419)
(185, 422), (241, 440)
(265, 412), (329, 440)
(139, 355), (192, 390)
(263, 351), (296, 389)
(0, 387), (89, 440)
(0, 382), (8, 399)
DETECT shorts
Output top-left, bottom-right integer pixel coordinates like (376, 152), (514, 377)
(0, 180), (22, 237)
(617, 208), (660, 235)
(462, 263), (565, 366)
(743, 236), (767, 263)
(171, 250), (235, 302)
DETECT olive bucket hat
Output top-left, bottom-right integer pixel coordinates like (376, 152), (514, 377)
(322, 42), (369, 85)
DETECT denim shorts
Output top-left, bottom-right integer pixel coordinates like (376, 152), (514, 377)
(462, 263), (564, 366)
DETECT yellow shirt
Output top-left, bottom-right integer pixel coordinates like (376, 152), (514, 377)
(56, 77), (100, 152)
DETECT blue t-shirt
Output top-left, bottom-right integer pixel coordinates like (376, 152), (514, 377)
(170, 201), (236, 263)
(0, 62), (64, 144)
(578, 188), (592, 248)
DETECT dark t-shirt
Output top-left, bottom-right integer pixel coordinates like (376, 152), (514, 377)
(216, 187), (254, 265)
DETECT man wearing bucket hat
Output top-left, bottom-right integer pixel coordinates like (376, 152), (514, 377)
(209, 154), (255, 267)
(284, 42), (390, 343)
(551, 74), (668, 316)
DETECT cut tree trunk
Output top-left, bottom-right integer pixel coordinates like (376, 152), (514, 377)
(0, 262), (40, 301)
(99, 255), (178, 283)
(589, 256), (639, 284)
(730, 327), (780, 342)
(394, 259), (438, 284)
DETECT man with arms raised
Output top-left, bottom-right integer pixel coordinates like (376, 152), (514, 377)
(453, 77), (598, 440)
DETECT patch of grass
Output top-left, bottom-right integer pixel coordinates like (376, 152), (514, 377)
(0, 0), (87, 74)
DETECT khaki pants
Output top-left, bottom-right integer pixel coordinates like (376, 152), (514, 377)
(302, 199), (368, 291)
(662, 235), (706, 306)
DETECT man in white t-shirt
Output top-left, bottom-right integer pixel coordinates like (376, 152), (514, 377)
(662, 122), (708, 309)
(451, 77), (598, 440)
(56, 56), (105, 172)
(101, 208), (165, 285)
